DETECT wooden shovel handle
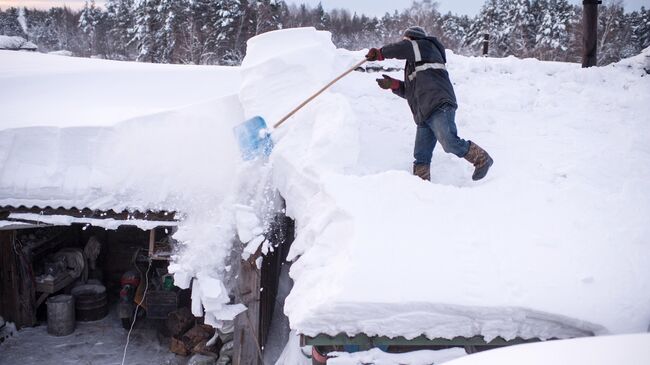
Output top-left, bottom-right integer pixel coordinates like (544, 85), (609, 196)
(273, 58), (368, 129)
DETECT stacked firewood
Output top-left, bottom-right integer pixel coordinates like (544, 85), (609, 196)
(167, 308), (220, 357)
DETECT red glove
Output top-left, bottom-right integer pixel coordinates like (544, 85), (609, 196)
(365, 48), (384, 61)
(376, 74), (400, 90)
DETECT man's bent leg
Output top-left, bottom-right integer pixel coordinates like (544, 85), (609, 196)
(413, 124), (435, 181)
(429, 105), (470, 158)
(429, 105), (492, 181)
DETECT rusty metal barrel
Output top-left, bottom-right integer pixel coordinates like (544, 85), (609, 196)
(46, 294), (75, 336)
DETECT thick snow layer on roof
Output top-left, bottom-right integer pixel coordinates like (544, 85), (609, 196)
(0, 51), (243, 213)
(238, 28), (650, 341)
(0, 96), (243, 213)
(0, 50), (239, 129)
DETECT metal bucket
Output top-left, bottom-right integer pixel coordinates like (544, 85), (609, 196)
(46, 294), (75, 336)
(71, 284), (108, 322)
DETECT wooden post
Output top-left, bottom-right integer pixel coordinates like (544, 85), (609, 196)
(582, 0), (602, 67)
(233, 257), (263, 365)
(482, 33), (490, 56)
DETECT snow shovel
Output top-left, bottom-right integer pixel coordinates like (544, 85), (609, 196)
(234, 58), (367, 160)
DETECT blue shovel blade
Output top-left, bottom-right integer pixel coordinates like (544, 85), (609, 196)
(233, 116), (274, 161)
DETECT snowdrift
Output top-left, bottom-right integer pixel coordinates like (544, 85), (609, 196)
(443, 333), (650, 365)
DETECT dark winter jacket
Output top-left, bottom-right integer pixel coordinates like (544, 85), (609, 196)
(381, 37), (457, 125)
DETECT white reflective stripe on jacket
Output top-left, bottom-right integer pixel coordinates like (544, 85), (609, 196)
(408, 63), (447, 81)
(407, 39), (446, 81)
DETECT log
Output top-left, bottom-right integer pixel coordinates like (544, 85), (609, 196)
(182, 324), (215, 350)
(171, 336), (190, 356)
(166, 307), (195, 337)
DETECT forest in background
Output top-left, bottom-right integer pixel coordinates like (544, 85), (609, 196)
(0, 0), (648, 66)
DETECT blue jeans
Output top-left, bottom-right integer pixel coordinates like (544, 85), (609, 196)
(414, 104), (470, 165)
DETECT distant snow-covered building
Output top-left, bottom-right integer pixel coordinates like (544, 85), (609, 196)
(0, 35), (37, 51)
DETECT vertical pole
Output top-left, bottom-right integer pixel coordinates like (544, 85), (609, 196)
(148, 229), (155, 258)
(582, 0), (602, 68)
(482, 33), (490, 56)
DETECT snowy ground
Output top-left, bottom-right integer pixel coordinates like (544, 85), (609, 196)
(0, 311), (182, 365)
(443, 333), (650, 365)
(1, 27), (650, 365)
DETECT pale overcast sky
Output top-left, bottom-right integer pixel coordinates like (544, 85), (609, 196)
(1, 0), (648, 15)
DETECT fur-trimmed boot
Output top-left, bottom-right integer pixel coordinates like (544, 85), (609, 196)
(413, 164), (431, 181)
(464, 142), (493, 181)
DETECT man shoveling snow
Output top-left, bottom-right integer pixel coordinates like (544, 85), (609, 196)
(366, 26), (493, 181)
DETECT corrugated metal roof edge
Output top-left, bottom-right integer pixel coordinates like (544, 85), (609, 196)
(0, 205), (178, 222)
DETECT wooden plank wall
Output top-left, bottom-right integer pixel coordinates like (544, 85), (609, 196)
(232, 213), (295, 365)
(0, 230), (11, 322)
(0, 230), (35, 329)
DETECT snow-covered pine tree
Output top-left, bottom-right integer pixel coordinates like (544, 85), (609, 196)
(629, 7), (650, 51)
(105, 0), (135, 59)
(501, 0), (535, 57)
(295, 4), (310, 27)
(440, 12), (472, 54)
(78, 0), (105, 56)
(466, 0), (510, 56)
(156, 0), (187, 63)
(216, 0), (249, 65)
(533, 0), (576, 61)
(311, 2), (329, 30)
(132, 0), (162, 62)
(22, 8), (59, 51)
(179, 0), (213, 64)
(252, 0), (282, 35)
(46, 6), (83, 54)
(0, 7), (27, 38)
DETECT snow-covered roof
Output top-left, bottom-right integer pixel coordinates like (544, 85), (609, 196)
(1, 29), (649, 342)
(238, 29), (650, 341)
(0, 35), (37, 50)
(0, 50), (248, 324)
(0, 50), (243, 216)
